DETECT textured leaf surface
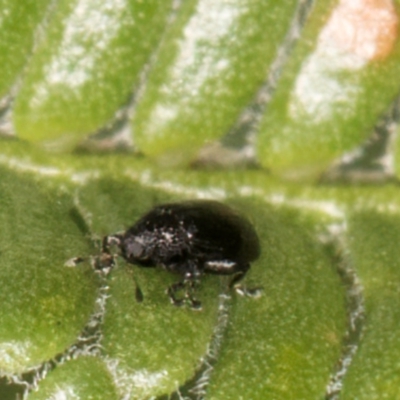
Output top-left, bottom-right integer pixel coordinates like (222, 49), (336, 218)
(258, 0), (400, 171)
(132, 0), (298, 159)
(28, 357), (119, 400)
(15, 0), (173, 143)
(341, 211), (400, 399)
(0, 166), (98, 373)
(1, 0), (400, 398)
(207, 203), (345, 400)
(74, 179), (220, 398)
(0, 0), (52, 96)
(0, 143), (399, 400)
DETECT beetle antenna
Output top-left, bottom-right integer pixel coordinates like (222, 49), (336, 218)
(64, 256), (87, 267)
(124, 264), (144, 303)
(101, 233), (123, 254)
(135, 284), (144, 303)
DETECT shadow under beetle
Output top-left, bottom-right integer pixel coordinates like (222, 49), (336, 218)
(68, 200), (261, 309)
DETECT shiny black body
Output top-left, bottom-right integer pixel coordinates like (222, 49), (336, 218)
(102, 200), (260, 308)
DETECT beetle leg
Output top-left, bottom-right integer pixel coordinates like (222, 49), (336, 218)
(234, 285), (263, 298)
(92, 252), (116, 274)
(182, 266), (203, 310)
(185, 278), (202, 310)
(65, 234), (122, 273)
(167, 281), (186, 307)
(228, 263), (250, 288)
(167, 267), (203, 310)
(229, 264), (263, 298)
(90, 234), (124, 274)
(101, 234), (122, 255)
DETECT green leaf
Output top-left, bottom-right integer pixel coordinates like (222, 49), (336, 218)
(0, 166), (98, 373)
(14, 0), (174, 144)
(0, 0), (52, 97)
(341, 211), (400, 399)
(1, 0), (400, 397)
(257, 0), (400, 171)
(206, 203), (346, 399)
(132, 0), (299, 159)
(28, 357), (119, 400)
(102, 269), (220, 399)
(72, 178), (220, 398)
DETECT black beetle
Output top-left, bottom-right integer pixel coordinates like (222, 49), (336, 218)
(69, 200), (260, 309)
